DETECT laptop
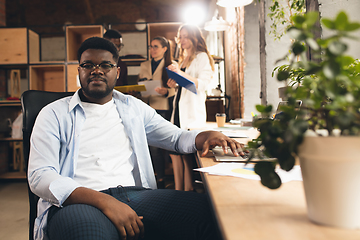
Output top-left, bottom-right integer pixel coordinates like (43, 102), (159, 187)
(211, 146), (276, 163)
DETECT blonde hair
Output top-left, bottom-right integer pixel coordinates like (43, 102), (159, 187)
(176, 24), (215, 71)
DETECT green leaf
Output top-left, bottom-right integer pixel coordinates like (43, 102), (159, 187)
(335, 11), (348, 30)
(264, 105), (273, 113)
(323, 61), (341, 79)
(345, 23), (360, 31)
(328, 41), (347, 55)
(254, 161), (275, 176)
(339, 56), (355, 67)
(287, 27), (307, 40)
(292, 14), (306, 25)
(260, 171), (282, 189)
(322, 18), (335, 30)
(277, 70), (290, 81)
(305, 11), (319, 27)
(292, 42), (306, 55)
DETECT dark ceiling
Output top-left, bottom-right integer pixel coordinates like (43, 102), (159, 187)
(6, 0), (214, 35)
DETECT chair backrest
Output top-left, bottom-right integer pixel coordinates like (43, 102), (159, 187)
(21, 90), (74, 240)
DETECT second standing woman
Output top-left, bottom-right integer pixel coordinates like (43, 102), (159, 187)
(138, 36), (175, 188)
(167, 24), (215, 191)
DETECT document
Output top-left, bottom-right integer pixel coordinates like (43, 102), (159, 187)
(166, 67), (197, 94)
(114, 84), (146, 93)
(139, 80), (162, 97)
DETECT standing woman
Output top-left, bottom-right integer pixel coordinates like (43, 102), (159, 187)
(167, 24), (215, 191)
(138, 36), (175, 188)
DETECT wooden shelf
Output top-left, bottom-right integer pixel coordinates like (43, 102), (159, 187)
(0, 171), (26, 179)
(0, 100), (21, 106)
(0, 138), (22, 142)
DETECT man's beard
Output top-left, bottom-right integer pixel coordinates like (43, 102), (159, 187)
(81, 76), (116, 99)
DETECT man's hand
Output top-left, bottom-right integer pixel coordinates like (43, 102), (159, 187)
(101, 197), (144, 240)
(195, 131), (245, 157)
(64, 187), (144, 240)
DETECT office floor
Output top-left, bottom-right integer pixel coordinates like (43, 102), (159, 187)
(0, 180), (29, 240)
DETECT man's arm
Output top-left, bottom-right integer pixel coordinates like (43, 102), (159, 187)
(64, 187), (144, 240)
(195, 130), (244, 157)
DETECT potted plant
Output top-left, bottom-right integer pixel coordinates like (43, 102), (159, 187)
(248, 11), (360, 229)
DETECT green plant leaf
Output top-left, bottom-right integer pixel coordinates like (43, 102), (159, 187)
(277, 70), (290, 81)
(287, 27), (307, 40)
(335, 11), (348, 30)
(304, 11), (319, 28)
(328, 41), (347, 55)
(292, 14), (306, 25)
(321, 18), (335, 30)
(260, 171), (282, 189)
(292, 42), (306, 55)
(254, 161), (275, 176)
(345, 23), (360, 31)
(323, 61), (341, 79)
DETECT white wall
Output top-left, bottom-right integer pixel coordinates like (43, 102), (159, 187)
(243, 2), (261, 119)
(319, 0), (360, 59)
(242, 0), (290, 119)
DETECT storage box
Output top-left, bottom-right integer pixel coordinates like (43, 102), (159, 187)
(66, 25), (104, 62)
(67, 64), (80, 92)
(0, 28), (39, 64)
(29, 65), (65, 91)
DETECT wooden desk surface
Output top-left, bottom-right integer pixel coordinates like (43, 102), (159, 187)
(196, 127), (360, 240)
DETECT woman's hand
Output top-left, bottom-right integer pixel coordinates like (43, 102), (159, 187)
(167, 61), (180, 74)
(167, 79), (177, 88)
(155, 87), (168, 96)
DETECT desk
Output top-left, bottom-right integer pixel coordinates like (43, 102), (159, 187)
(195, 127), (360, 240)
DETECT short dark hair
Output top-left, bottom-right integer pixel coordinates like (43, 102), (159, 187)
(103, 29), (122, 39)
(77, 37), (119, 62)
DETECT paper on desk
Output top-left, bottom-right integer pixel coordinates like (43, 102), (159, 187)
(210, 128), (249, 138)
(194, 163), (302, 183)
(139, 80), (162, 97)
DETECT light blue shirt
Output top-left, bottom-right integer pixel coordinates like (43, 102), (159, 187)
(28, 89), (199, 240)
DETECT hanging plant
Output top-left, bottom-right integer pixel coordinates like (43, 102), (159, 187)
(268, 0), (306, 40)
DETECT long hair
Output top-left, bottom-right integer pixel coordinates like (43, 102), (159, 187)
(175, 24), (215, 71)
(152, 36), (172, 88)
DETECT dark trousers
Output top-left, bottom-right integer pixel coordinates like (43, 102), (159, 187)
(47, 186), (221, 240)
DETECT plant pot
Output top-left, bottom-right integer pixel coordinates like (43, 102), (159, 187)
(298, 136), (360, 229)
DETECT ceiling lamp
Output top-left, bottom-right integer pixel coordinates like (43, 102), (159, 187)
(204, 16), (230, 31)
(216, 0), (253, 7)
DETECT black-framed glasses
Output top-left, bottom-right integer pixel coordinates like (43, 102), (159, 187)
(148, 45), (160, 50)
(117, 43), (125, 48)
(79, 62), (117, 72)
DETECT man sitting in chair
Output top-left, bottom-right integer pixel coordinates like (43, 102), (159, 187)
(28, 37), (243, 240)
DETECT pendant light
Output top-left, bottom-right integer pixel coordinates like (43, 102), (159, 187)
(204, 16), (230, 31)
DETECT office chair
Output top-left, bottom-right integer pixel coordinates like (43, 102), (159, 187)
(21, 90), (74, 240)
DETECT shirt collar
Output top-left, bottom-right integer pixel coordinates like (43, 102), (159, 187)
(68, 89), (129, 112)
